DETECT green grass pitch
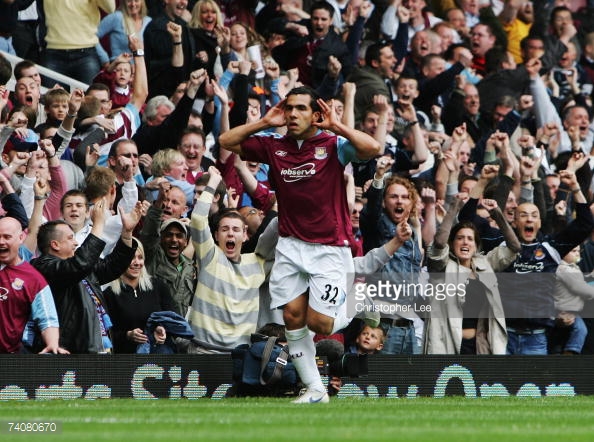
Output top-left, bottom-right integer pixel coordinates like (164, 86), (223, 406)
(2, 397), (594, 441)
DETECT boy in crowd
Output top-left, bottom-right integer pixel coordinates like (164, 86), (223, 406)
(352, 324), (385, 355)
(37, 88), (71, 131)
(93, 53), (134, 109)
(324, 323), (385, 396)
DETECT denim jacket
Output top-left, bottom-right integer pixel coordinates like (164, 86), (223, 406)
(361, 186), (423, 309)
(361, 185), (422, 281)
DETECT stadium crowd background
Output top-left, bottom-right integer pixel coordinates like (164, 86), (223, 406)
(1, 0), (594, 372)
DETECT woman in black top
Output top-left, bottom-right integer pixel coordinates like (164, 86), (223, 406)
(104, 239), (178, 353)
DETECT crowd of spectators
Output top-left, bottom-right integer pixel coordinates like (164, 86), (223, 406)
(2, 0), (594, 366)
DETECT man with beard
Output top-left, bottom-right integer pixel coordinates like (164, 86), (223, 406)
(360, 165), (425, 355)
(139, 181), (195, 316)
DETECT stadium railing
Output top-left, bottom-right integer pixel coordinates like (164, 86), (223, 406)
(1, 50), (89, 94)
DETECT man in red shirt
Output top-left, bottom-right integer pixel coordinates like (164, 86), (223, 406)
(0, 216), (67, 354)
(470, 23), (497, 76)
(219, 86), (380, 403)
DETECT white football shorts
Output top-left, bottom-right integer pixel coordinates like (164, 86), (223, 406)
(269, 236), (353, 318)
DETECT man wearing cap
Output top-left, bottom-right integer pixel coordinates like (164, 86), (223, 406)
(139, 181), (196, 316)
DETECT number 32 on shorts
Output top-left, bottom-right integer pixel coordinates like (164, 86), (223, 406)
(321, 284), (341, 305)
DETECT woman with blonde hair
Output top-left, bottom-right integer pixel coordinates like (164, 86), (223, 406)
(147, 148), (194, 205)
(189, 0), (225, 78)
(96, 0), (152, 66)
(104, 239), (178, 353)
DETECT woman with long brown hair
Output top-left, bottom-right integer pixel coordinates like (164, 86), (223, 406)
(424, 167), (521, 354)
